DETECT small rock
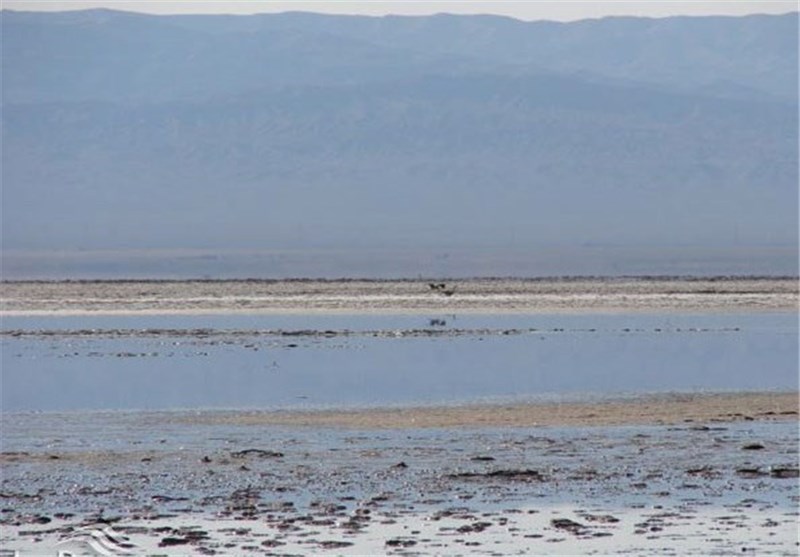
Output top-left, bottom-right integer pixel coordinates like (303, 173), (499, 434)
(159, 537), (190, 547)
(230, 449), (284, 459)
(318, 540), (353, 549)
(449, 469), (545, 481)
(770, 467), (799, 479)
(386, 538), (417, 548)
(736, 467), (768, 478)
(686, 466), (718, 478)
(456, 521), (493, 533)
(551, 518), (586, 535)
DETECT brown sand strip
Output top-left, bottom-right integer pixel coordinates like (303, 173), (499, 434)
(188, 392), (798, 429)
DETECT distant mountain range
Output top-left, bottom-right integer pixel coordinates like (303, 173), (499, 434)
(1, 10), (797, 272)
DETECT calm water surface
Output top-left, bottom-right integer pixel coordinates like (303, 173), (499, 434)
(1, 312), (796, 412)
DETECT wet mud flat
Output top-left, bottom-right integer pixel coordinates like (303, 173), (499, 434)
(2, 276), (797, 314)
(1, 399), (798, 555)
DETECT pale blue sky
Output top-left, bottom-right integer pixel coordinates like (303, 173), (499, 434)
(3, 1), (797, 21)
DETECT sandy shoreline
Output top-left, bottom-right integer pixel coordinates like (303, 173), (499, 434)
(2, 398), (798, 556)
(180, 391), (799, 429)
(2, 277), (797, 315)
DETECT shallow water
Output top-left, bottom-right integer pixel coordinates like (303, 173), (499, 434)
(3, 311), (797, 555)
(1, 312), (796, 412)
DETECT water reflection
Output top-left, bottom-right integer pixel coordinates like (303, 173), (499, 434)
(1, 313), (796, 412)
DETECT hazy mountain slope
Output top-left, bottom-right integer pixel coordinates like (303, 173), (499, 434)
(215, 11), (797, 100)
(1, 10), (797, 257)
(3, 11), (796, 102)
(1, 10), (490, 103)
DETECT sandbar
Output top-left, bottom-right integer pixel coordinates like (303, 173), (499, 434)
(182, 391), (799, 429)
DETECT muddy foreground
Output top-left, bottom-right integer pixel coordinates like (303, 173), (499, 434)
(1, 392), (798, 555)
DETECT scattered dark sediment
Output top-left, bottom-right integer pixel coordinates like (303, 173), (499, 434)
(1, 415), (796, 554)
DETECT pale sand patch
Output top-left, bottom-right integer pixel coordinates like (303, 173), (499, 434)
(186, 392), (799, 429)
(1, 277), (797, 315)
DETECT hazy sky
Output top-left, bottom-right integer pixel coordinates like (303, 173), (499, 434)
(3, 0), (797, 21)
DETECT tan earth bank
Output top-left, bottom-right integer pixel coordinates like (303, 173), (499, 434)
(186, 391), (799, 429)
(1, 276), (797, 314)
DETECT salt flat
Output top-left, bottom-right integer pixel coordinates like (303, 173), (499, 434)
(1, 277), (797, 315)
